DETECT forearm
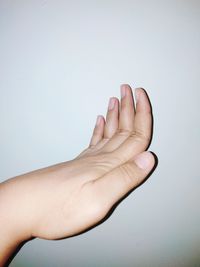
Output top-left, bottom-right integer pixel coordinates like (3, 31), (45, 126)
(0, 234), (22, 267)
(0, 180), (33, 267)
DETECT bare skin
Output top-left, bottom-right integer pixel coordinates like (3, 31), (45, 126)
(0, 84), (156, 266)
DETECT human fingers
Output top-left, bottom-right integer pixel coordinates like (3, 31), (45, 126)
(89, 151), (155, 211)
(119, 84), (135, 131)
(94, 84), (135, 152)
(103, 97), (119, 139)
(101, 87), (152, 154)
(89, 115), (105, 147)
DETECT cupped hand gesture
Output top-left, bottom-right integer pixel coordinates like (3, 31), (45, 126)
(0, 84), (156, 244)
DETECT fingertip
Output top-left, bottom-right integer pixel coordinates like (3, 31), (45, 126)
(135, 87), (145, 102)
(96, 115), (102, 126)
(149, 151), (159, 170)
(133, 151), (155, 171)
(120, 84), (133, 99)
(89, 115), (105, 147)
(96, 115), (105, 127)
(113, 97), (119, 111)
(135, 88), (152, 113)
(107, 97), (119, 111)
(104, 96), (119, 139)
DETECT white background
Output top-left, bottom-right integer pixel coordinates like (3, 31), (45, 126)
(0, 1), (200, 266)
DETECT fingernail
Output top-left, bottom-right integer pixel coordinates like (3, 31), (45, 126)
(134, 152), (151, 169)
(96, 115), (102, 126)
(120, 85), (126, 98)
(108, 97), (115, 110)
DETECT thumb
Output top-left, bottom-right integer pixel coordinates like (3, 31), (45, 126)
(93, 151), (156, 207)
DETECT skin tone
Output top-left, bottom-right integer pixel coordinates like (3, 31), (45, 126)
(0, 84), (156, 266)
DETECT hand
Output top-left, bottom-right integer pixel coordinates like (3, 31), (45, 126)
(0, 84), (156, 265)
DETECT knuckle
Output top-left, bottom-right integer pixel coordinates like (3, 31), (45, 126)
(89, 144), (96, 149)
(102, 137), (110, 143)
(116, 128), (150, 145)
(116, 128), (131, 137)
(129, 130), (151, 145)
(119, 164), (136, 186)
(120, 99), (127, 109)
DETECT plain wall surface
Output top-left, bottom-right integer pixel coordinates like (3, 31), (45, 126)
(0, 1), (200, 266)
